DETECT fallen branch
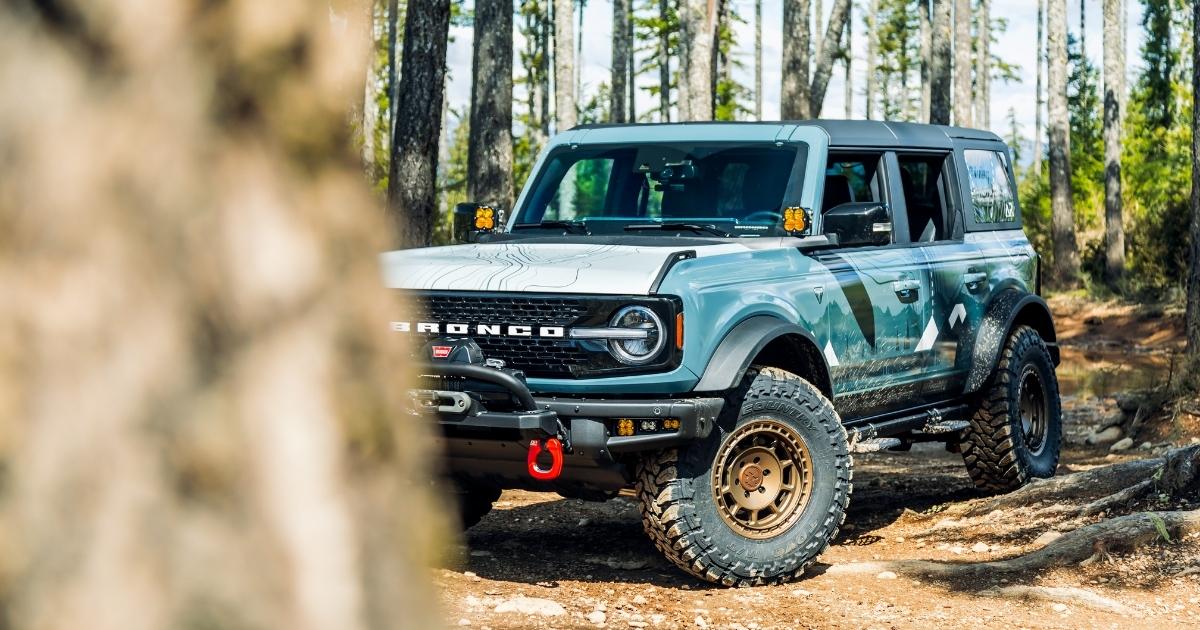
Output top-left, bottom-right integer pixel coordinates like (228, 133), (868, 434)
(978, 585), (1134, 615)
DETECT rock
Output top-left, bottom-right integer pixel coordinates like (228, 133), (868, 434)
(629, 622), (648, 628)
(586, 611), (607, 625)
(1052, 603), (1068, 613)
(1115, 393), (1143, 412)
(1139, 441), (1153, 450)
(694, 616), (708, 628)
(650, 614), (666, 624)
(971, 542), (991, 553)
(632, 595), (648, 605)
(1110, 437), (1135, 452)
(949, 545), (965, 555)
(578, 518), (591, 527)
(1086, 426), (1124, 445)
(1033, 531), (1063, 546)
(494, 597), (566, 617)
(457, 619), (471, 626)
(876, 571), (898, 580)
(790, 589), (812, 597)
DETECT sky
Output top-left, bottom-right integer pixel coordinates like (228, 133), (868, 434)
(442, 0), (1146, 154)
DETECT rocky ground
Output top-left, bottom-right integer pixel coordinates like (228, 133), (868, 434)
(434, 297), (1200, 629)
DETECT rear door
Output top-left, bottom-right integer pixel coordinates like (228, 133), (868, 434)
(894, 150), (988, 402)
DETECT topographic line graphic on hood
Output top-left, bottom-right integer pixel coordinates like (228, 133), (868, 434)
(381, 241), (753, 295)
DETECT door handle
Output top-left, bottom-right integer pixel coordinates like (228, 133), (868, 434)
(964, 271), (988, 293)
(892, 279), (920, 303)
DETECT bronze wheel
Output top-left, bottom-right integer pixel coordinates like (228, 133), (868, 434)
(712, 418), (815, 539)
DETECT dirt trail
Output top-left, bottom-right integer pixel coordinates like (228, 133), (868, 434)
(435, 298), (1200, 629)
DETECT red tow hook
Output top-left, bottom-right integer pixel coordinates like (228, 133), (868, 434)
(527, 437), (564, 481)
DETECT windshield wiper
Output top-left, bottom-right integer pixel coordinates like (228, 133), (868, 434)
(624, 223), (731, 238)
(512, 220), (589, 234)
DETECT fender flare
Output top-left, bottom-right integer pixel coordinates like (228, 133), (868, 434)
(963, 291), (1059, 394)
(693, 315), (832, 393)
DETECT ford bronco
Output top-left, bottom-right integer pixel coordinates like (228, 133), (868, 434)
(385, 121), (1062, 586)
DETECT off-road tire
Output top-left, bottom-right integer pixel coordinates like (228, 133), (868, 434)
(635, 366), (852, 586)
(961, 325), (1062, 493)
(455, 481), (502, 530)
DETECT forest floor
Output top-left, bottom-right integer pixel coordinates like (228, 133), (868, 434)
(435, 295), (1200, 629)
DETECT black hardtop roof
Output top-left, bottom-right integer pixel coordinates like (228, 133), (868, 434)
(570, 119), (1005, 149)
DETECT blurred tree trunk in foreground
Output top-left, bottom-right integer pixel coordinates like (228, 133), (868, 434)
(388, 0), (453, 246)
(0, 1), (447, 629)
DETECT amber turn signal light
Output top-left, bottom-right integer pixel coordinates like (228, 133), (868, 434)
(675, 313), (684, 350)
(473, 205), (496, 231)
(783, 207), (811, 235)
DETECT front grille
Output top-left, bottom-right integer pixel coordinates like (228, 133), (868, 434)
(409, 294), (594, 378)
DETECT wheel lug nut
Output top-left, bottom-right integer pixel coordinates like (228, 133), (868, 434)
(757, 487), (767, 493)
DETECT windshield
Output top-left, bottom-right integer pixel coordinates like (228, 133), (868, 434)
(513, 143), (802, 237)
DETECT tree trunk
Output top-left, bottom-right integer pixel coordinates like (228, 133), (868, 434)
(865, 0), (879, 119)
(540, 13), (552, 138)
(975, 0), (991, 128)
(466, 0), (515, 214)
(808, 0), (851, 117)
(576, 0), (585, 99)
(659, 0), (672, 121)
(755, 0), (764, 120)
(555, 0), (577, 132)
(387, 0), (400, 138)
(814, 0), (825, 64)
(920, 0), (932, 123)
(679, 0), (717, 120)
(1187, 0), (1200, 351)
(612, 0), (630, 122)
(362, 1), (380, 172)
(781, 0), (812, 119)
(628, 6), (636, 121)
(1046, 0), (1078, 288)
(952, 0), (972, 126)
(387, 0), (452, 246)
(1102, 0), (1125, 286)
(1033, 0), (1045, 176)
(930, 0), (952, 124)
(843, 10), (853, 119)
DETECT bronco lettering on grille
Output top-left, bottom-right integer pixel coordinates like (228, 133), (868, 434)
(390, 321), (567, 338)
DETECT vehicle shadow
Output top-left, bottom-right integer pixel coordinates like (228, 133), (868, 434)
(452, 446), (984, 588)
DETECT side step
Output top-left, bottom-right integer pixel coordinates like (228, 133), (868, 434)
(851, 438), (902, 454)
(922, 419), (971, 434)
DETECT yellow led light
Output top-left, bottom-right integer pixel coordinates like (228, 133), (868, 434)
(663, 418), (681, 430)
(474, 206), (496, 230)
(616, 418), (635, 437)
(783, 207), (810, 234)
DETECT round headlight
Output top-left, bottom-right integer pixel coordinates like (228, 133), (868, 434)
(608, 306), (665, 365)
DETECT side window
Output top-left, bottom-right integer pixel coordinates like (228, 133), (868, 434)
(896, 153), (953, 242)
(964, 149), (1016, 224)
(823, 154), (885, 213)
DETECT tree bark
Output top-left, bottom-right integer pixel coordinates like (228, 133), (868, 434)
(1047, 0), (1078, 288)
(920, 0), (932, 123)
(929, 0), (952, 124)
(814, 0), (824, 65)
(952, 0), (972, 126)
(1033, 0), (1045, 176)
(679, 0), (717, 120)
(659, 0), (672, 121)
(755, 0), (763, 120)
(1103, 0), (1125, 286)
(612, 0), (630, 122)
(466, 0), (515, 214)
(781, 0), (812, 119)
(1188, 0), (1200, 351)
(975, 0), (991, 128)
(808, 0), (851, 118)
(865, 0), (879, 119)
(628, 5), (636, 121)
(555, 0), (577, 132)
(843, 10), (853, 119)
(387, 0), (452, 246)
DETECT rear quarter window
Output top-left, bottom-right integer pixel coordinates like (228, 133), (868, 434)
(963, 149), (1018, 226)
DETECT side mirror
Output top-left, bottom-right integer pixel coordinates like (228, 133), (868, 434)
(822, 202), (892, 247)
(452, 202), (500, 243)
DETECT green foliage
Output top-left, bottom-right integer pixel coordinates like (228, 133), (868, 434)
(634, 0), (679, 121)
(713, 3), (751, 121)
(1067, 33), (1103, 232)
(432, 109), (471, 246)
(872, 0), (922, 120)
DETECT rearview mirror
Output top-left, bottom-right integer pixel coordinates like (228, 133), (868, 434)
(822, 202), (892, 247)
(453, 202), (500, 243)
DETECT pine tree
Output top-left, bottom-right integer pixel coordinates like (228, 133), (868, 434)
(1102, 0), (1125, 285)
(1046, 0), (1079, 288)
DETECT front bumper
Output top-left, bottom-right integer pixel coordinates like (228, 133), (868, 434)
(415, 362), (724, 491)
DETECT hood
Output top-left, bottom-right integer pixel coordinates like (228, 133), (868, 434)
(381, 241), (750, 295)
